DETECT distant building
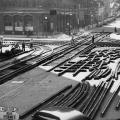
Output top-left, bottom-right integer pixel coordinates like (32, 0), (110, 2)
(0, 0), (112, 36)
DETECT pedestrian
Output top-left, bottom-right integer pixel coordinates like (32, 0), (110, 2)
(0, 36), (3, 53)
(71, 35), (76, 46)
(22, 41), (25, 51)
(114, 27), (117, 33)
(92, 35), (94, 44)
(30, 38), (33, 49)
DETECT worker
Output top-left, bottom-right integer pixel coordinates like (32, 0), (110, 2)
(92, 35), (94, 44)
(22, 41), (25, 51)
(30, 38), (33, 49)
(114, 27), (117, 33)
(0, 36), (3, 53)
(71, 35), (76, 46)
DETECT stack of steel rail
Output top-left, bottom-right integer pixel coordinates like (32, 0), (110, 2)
(19, 77), (118, 120)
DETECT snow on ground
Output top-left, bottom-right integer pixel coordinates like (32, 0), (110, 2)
(110, 33), (120, 40)
(2, 45), (13, 53)
(39, 60), (120, 95)
(32, 33), (72, 41)
(2, 45), (30, 53)
(91, 47), (120, 52)
(39, 46), (120, 95)
(105, 18), (120, 28)
(15, 50), (35, 60)
(56, 34), (72, 41)
(44, 45), (59, 50)
(76, 29), (92, 37)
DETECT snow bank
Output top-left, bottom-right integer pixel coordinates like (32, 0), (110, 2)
(76, 29), (92, 37)
(105, 18), (120, 28)
(2, 45), (13, 53)
(110, 33), (120, 40)
(56, 34), (72, 41)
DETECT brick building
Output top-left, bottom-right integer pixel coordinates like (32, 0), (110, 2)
(0, 0), (106, 36)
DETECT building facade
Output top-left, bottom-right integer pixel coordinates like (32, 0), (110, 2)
(0, 0), (109, 36)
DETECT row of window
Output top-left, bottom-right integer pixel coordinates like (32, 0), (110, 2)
(4, 15), (33, 27)
(0, 0), (60, 8)
(0, 0), (103, 9)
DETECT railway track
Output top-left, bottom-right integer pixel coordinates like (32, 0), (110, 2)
(0, 45), (53, 84)
(40, 33), (111, 78)
(0, 34), (90, 84)
(0, 50), (31, 62)
(1, 32), (119, 120)
(0, 32), (111, 85)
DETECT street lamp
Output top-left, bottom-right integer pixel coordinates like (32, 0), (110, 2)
(44, 16), (48, 37)
(91, 14), (94, 28)
(69, 13), (72, 35)
(45, 16), (48, 20)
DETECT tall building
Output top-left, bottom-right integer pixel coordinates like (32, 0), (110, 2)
(0, 0), (109, 36)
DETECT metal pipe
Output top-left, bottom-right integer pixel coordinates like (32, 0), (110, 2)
(101, 84), (120, 117)
(115, 98), (120, 110)
(20, 84), (72, 119)
(85, 82), (106, 115)
(88, 80), (114, 120)
(82, 81), (103, 113)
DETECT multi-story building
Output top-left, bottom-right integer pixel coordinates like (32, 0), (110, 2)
(0, 0), (108, 36)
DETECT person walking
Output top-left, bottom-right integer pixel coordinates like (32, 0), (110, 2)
(22, 41), (25, 51)
(71, 35), (76, 46)
(114, 27), (117, 33)
(30, 38), (33, 49)
(0, 36), (3, 53)
(92, 35), (94, 44)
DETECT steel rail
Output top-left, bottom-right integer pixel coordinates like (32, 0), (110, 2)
(40, 94), (65, 110)
(85, 82), (106, 115)
(69, 82), (90, 108)
(101, 84), (120, 117)
(113, 61), (120, 80)
(73, 54), (100, 77)
(43, 33), (106, 68)
(57, 44), (96, 76)
(0, 50), (32, 62)
(65, 83), (88, 107)
(93, 69), (102, 79)
(115, 98), (120, 110)
(47, 45), (93, 72)
(58, 83), (83, 107)
(34, 33), (107, 68)
(82, 81), (104, 113)
(95, 67), (111, 79)
(39, 33), (96, 65)
(101, 68), (112, 78)
(78, 85), (96, 111)
(54, 83), (81, 106)
(88, 79), (114, 120)
(82, 59), (107, 81)
(42, 38), (94, 66)
(72, 60), (91, 77)
(0, 49), (42, 73)
(19, 85), (72, 119)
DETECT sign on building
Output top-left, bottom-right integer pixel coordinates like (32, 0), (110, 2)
(5, 26), (13, 31)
